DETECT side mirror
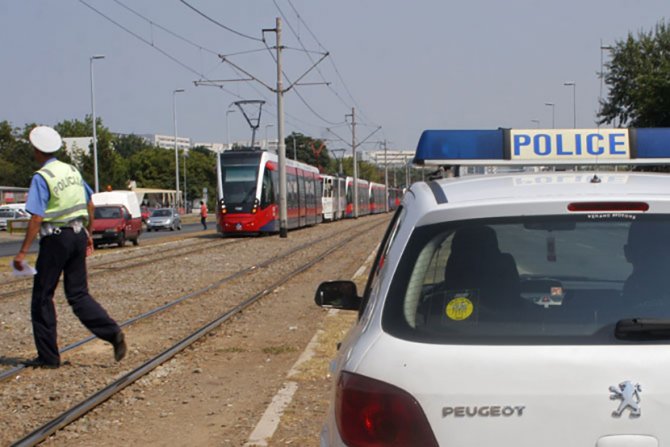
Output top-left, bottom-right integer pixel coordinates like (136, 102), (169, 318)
(314, 280), (361, 311)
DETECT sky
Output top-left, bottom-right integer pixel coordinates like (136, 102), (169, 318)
(0, 0), (667, 157)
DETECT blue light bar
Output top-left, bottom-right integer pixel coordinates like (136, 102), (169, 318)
(414, 128), (670, 165)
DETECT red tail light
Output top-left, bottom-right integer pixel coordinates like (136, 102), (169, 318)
(567, 201), (649, 212)
(336, 372), (438, 447)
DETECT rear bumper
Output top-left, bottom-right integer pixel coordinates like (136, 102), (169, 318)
(220, 213), (277, 234)
(147, 224), (172, 230)
(92, 231), (121, 244)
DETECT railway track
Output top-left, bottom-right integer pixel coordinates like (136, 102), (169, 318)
(0, 215), (388, 446)
(0, 236), (239, 299)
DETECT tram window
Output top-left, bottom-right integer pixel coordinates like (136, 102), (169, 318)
(261, 168), (275, 208)
(300, 177), (305, 206)
(288, 174), (297, 207)
(223, 166), (258, 204)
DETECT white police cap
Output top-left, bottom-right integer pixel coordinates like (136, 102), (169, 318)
(29, 126), (62, 153)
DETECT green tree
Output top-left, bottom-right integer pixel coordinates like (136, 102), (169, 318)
(127, 147), (175, 189)
(284, 132), (332, 172)
(599, 21), (670, 127)
(338, 156), (383, 183)
(113, 133), (153, 159)
(0, 121), (35, 186)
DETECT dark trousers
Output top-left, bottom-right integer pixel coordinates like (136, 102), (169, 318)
(201, 216), (207, 230)
(32, 228), (120, 365)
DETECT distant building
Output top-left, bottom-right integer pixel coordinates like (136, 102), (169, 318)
(139, 134), (191, 151)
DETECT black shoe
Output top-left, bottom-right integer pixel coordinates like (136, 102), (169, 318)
(23, 357), (60, 369)
(112, 332), (127, 362)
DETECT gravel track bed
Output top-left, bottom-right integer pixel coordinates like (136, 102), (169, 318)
(0, 236), (232, 298)
(0, 214), (389, 445)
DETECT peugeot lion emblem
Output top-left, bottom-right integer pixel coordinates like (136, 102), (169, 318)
(609, 381), (642, 418)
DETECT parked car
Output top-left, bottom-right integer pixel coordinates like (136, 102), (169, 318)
(92, 205), (142, 247)
(316, 127), (670, 446)
(146, 208), (181, 231)
(0, 206), (29, 231)
(91, 190), (143, 248)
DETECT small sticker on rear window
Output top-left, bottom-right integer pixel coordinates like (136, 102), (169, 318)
(446, 296), (474, 321)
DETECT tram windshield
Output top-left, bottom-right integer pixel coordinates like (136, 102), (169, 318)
(222, 165), (258, 205)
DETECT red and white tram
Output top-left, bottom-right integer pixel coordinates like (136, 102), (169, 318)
(216, 149), (322, 235)
(344, 176), (370, 218)
(368, 181), (386, 214)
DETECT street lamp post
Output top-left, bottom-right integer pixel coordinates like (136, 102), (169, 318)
(600, 43), (614, 125)
(564, 81), (576, 128)
(544, 103), (555, 129)
(173, 89), (185, 209)
(90, 55), (105, 193)
(183, 149), (188, 212)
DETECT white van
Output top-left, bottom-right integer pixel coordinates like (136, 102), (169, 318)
(91, 191), (141, 219)
(91, 191), (142, 247)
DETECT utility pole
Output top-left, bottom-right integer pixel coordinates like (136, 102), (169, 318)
(346, 108), (358, 218)
(274, 18), (288, 237)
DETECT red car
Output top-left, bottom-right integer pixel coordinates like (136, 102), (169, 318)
(92, 205), (142, 247)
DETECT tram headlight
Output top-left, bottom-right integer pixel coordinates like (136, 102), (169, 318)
(251, 198), (259, 214)
(219, 198), (227, 214)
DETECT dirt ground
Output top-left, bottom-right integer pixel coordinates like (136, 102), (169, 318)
(31, 223), (383, 446)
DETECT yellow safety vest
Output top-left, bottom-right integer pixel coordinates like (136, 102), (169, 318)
(37, 160), (89, 225)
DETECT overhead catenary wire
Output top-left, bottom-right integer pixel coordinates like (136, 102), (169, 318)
(179, 0), (265, 43)
(260, 38), (341, 126)
(285, 0), (377, 126)
(79, 0), (243, 99)
(111, 0), (218, 56)
(272, 0), (355, 123)
(95, 3), (330, 136)
(79, 0), (368, 148)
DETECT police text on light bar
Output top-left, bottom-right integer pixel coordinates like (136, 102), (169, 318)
(414, 128), (670, 166)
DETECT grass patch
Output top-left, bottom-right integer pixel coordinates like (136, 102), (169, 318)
(262, 345), (298, 355)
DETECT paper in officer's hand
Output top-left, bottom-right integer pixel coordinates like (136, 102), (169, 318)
(11, 260), (37, 277)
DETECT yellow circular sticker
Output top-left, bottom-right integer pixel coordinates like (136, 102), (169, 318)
(446, 297), (474, 321)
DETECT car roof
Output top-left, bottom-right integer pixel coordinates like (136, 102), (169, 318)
(424, 170), (670, 205)
(402, 170), (670, 229)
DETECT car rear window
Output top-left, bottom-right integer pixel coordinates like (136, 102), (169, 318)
(94, 207), (122, 219)
(383, 214), (670, 344)
(151, 209), (172, 217)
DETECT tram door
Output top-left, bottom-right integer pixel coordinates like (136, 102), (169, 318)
(298, 173), (306, 227)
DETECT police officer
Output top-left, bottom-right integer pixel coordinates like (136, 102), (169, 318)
(13, 126), (126, 368)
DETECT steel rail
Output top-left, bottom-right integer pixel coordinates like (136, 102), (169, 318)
(0, 220), (379, 383)
(0, 237), (238, 299)
(10, 221), (378, 447)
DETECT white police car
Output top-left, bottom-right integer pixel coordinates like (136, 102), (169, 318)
(316, 127), (670, 446)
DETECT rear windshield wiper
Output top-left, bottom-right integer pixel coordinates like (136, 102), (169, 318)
(615, 318), (670, 340)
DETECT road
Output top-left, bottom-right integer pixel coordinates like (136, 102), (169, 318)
(0, 221), (209, 258)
